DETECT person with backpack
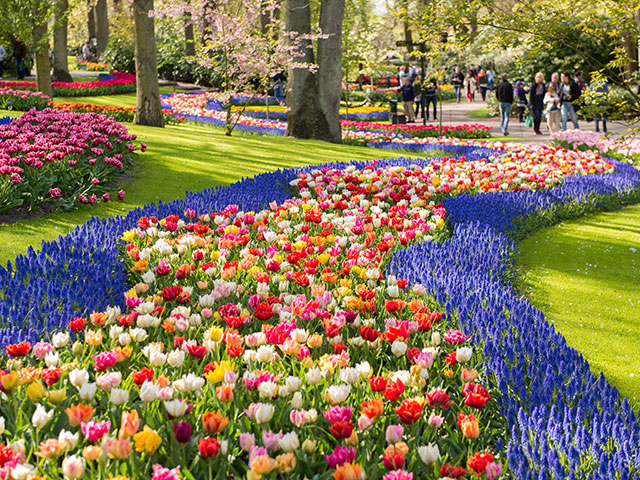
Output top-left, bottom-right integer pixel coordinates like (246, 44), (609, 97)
(451, 66), (465, 103)
(559, 71), (581, 130)
(495, 73), (514, 136)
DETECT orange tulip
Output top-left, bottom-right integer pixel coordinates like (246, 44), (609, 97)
(333, 463), (365, 480)
(202, 411), (229, 434)
(65, 403), (94, 427)
(360, 398), (384, 420)
(118, 410), (141, 438)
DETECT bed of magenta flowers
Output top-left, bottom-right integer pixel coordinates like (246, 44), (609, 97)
(0, 73), (136, 97)
(0, 109), (138, 215)
(0, 139), (638, 479)
(0, 88), (51, 111)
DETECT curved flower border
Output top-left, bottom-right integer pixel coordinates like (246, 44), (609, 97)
(0, 143), (639, 477)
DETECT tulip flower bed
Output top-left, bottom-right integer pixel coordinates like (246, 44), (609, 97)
(0, 73), (136, 97)
(341, 121), (493, 140)
(0, 108), (138, 216)
(235, 105), (390, 121)
(160, 92), (492, 142)
(0, 87), (51, 111)
(0, 138), (637, 479)
(51, 101), (183, 125)
(552, 129), (640, 164)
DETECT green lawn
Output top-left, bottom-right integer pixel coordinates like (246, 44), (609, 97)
(0, 109), (428, 266)
(467, 106), (489, 119)
(55, 87), (186, 106)
(516, 204), (640, 405)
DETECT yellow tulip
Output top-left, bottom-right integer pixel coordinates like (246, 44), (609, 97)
(26, 381), (47, 402)
(133, 426), (162, 455)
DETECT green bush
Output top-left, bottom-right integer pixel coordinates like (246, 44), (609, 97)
(103, 39), (136, 74)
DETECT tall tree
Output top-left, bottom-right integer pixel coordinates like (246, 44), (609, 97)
(184, 11), (196, 56)
(133, 0), (164, 127)
(285, 0), (345, 143)
(95, 0), (109, 57)
(53, 0), (72, 82)
(33, 0), (53, 96)
(88, 1), (96, 41)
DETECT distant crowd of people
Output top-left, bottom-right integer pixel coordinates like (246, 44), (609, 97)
(450, 64), (497, 103)
(397, 64), (440, 123)
(495, 70), (608, 136)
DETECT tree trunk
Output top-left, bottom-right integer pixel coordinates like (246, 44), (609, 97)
(95, 0), (109, 58)
(184, 12), (196, 56)
(285, 0), (344, 143)
(317, 0), (345, 143)
(88, 3), (96, 41)
(133, 0), (164, 127)
(33, 0), (53, 97)
(53, 0), (73, 82)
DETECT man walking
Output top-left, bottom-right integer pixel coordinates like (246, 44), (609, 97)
(495, 73), (514, 136)
(398, 78), (416, 123)
(559, 71), (581, 130)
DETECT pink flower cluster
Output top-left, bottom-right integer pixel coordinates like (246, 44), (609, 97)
(341, 121), (492, 135)
(0, 109), (137, 215)
(552, 129), (640, 159)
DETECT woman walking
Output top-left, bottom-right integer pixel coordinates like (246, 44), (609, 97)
(466, 71), (476, 102)
(477, 68), (489, 101)
(529, 72), (546, 135)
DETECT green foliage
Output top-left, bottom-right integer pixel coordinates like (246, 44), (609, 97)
(103, 38), (136, 74)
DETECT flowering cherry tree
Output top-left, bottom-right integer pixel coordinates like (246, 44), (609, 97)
(155, 0), (318, 136)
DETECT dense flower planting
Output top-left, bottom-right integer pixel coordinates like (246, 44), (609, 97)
(552, 129), (640, 163)
(0, 109), (137, 214)
(341, 122), (493, 139)
(51, 102), (182, 125)
(0, 164), (511, 479)
(0, 87), (50, 111)
(0, 137), (636, 478)
(0, 73), (136, 97)
(160, 92), (492, 142)
(75, 60), (112, 71)
(234, 105), (390, 121)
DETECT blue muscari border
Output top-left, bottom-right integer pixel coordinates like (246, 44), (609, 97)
(0, 143), (640, 477)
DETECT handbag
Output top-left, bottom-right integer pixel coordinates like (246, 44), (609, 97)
(524, 111), (533, 128)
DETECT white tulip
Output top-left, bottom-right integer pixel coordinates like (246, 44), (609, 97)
(58, 429), (80, 450)
(69, 368), (89, 387)
(279, 432), (300, 452)
(305, 367), (322, 385)
(290, 392), (303, 409)
(32, 405), (52, 429)
(164, 399), (188, 417)
(258, 381), (278, 399)
(168, 349), (185, 368)
(339, 367), (360, 385)
(78, 383), (97, 401)
(109, 388), (129, 406)
(391, 340), (408, 357)
(326, 384), (350, 405)
(254, 404), (275, 424)
(285, 376), (302, 393)
(51, 332), (69, 348)
(456, 347), (472, 363)
(418, 444), (440, 464)
(139, 381), (157, 402)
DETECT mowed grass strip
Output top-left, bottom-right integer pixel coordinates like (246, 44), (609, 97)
(516, 203), (640, 405)
(0, 108), (429, 265)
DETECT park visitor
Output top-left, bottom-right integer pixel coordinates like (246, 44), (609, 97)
(398, 65), (410, 86)
(413, 74), (424, 118)
(515, 80), (528, 122)
(409, 63), (419, 82)
(0, 44), (5, 79)
(466, 71), (477, 102)
(548, 72), (560, 94)
(398, 77), (416, 123)
(423, 74), (438, 121)
(495, 73), (514, 136)
(575, 70), (586, 93)
(559, 71), (581, 130)
(478, 68), (489, 101)
(82, 41), (93, 61)
(590, 78), (609, 133)
(543, 84), (561, 134)
(451, 66), (464, 103)
(486, 64), (496, 90)
(12, 40), (26, 79)
(529, 72), (546, 135)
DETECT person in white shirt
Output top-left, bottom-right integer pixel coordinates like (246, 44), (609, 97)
(82, 42), (92, 61)
(0, 45), (6, 79)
